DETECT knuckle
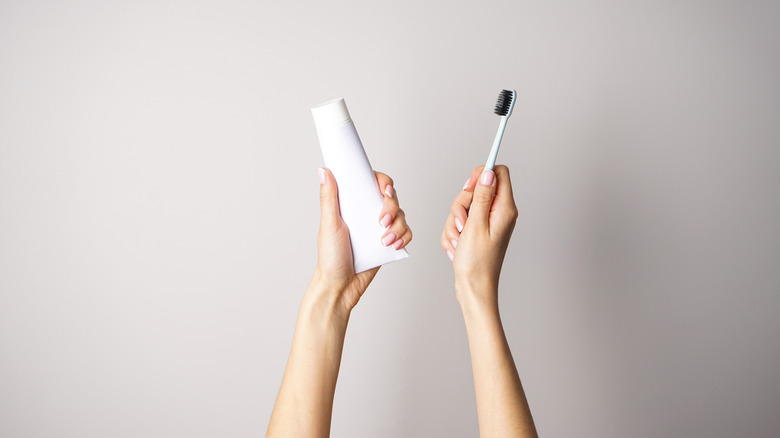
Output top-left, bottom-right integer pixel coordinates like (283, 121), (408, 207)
(393, 219), (407, 233)
(384, 193), (399, 206)
(375, 172), (394, 187)
(442, 228), (453, 241)
(473, 191), (493, 204)
(445, 226), (458, 240)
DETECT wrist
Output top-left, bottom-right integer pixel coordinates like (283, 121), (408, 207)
(455, 280), (500, 316)
(301, 276), (351, 328)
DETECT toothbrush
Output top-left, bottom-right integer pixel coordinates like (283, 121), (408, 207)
(484, 89), (517, 171)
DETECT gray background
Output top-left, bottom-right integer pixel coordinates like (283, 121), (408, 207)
(1, 0), (779, 437)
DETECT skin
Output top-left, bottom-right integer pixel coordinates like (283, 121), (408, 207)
(266, 168), (411, 438)
(267, 164), (536, 438)
(441, 165), (538, 438)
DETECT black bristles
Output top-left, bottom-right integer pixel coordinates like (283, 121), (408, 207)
(494, 89), (514, 116)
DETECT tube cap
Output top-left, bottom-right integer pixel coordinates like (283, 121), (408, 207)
(311, 98), (352, 130)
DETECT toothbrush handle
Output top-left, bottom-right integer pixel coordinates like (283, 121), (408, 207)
(485, 116), (508, 171)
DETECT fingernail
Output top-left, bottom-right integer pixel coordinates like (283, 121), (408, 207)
(380, 213), (393, 228)
(382, 232), (397, 246)
(462, 178), (470, 190)
(455, 217), (464, 233)
(446, 250), (454, 261)
(451, 239), (458, 249)
(480, 169), (495, 186)
(385, 185), (394, 197)
(393, 238), (404, 250)
(318, 167), (326, 184)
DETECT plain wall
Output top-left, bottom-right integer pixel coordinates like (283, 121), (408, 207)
(1, 0), (779, 437)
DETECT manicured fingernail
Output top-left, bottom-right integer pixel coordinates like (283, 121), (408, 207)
(446, 250), (454, 261)
(380, 213), (393, 228)
(385, 185), (394, 197)
(480, 169), (495, 186)
(318, 167), (326, 184)
(455, 217), (464, 233)
(382, 232), (397, 246)
(393, 238), (404, 250)
(451, 239), (458, 249)
(462, 178), (470, 190)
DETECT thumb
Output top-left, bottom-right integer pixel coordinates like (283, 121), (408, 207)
(318, 167), (341, 229)
(469, 168), (497, 227)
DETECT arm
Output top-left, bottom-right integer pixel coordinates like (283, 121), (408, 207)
(441, 165), (538, 438)
(267, 168), (411, 438)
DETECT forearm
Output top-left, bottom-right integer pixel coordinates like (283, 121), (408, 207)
(458, 285), (537, 438)
(267, 281), (350, 438)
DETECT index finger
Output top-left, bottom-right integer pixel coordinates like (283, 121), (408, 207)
(374, 171), (395, 199)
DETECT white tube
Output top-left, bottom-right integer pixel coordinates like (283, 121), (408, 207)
(311, 98), (409, 273)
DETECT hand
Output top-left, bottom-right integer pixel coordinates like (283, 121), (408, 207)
(441, 165), (518, 304)
(313, 167), (412, 315)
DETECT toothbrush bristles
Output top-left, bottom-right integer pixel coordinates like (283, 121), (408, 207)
(494, 89), (514, 116)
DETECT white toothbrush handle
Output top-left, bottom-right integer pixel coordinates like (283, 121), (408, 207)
(485, 116), (508, 171)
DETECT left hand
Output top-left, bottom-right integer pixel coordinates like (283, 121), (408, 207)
(312, 167), (412, 314)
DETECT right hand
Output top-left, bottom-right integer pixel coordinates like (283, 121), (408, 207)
(441, 165), (518, 305)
